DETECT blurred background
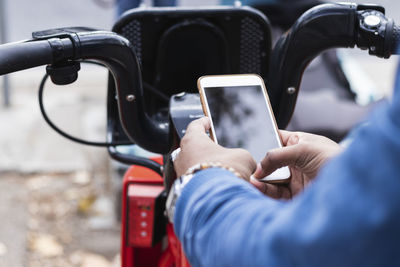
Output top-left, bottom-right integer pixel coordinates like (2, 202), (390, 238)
(0, 0), (398, 266)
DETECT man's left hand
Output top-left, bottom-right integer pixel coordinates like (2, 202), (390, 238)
(174, 117), (257, 180)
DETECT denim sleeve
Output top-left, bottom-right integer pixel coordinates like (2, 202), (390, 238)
(174, 66), (400, 267)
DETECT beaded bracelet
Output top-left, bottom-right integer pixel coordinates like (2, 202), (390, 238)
(183, 162), (242, 179)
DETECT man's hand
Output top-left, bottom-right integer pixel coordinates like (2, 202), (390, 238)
(252, 130), (342, 198)
(174, 117), (257, 180)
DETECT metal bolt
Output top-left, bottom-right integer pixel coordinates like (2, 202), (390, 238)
(234, 0), (242, 7)
(175, 92), (186, 99)
(287, 87), (296, 94)
(126, 94), (136, 102)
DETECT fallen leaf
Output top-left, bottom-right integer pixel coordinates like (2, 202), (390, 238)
(73, 171), (91, 185)
(77, 194), (97, 215)
(26, 175), (52, 191)
(64, 188), (81, 200)
(29, 233), (63, 257)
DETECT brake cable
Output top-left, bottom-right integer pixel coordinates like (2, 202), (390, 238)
(39, 60), (169, 146)
(38, 60), (132, 147)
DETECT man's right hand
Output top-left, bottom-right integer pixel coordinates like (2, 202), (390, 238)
(252, 130), (342, 198)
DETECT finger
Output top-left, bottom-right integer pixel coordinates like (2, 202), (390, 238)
(253, 163), (264, 179)
(185, 117), (211, 136)
(279, 130), (300, 146)
(254, 145), (303, 179)
(250, 178), (290, 199)
(278, 130), (293, 146)
(250, 178), (279, 198)
(180, 117), (212, 149)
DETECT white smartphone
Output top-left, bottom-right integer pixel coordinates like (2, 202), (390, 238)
(197, 74), (290, 183)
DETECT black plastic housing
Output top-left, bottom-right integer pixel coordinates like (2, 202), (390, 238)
(107, 6), (272, 156)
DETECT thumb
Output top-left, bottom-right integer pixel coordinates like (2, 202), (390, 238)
(185, 116), (211, 136)
(253, 145), (303, 179)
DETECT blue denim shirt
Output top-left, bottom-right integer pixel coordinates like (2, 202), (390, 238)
(174, 65), (400, 267)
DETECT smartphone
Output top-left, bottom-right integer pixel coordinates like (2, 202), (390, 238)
(197, 74), (290, 183)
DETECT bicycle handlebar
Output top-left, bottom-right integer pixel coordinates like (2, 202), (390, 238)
(0, 29), (170, 154)
(0, 4), (398, 154)
(386, 23), (400, 56)
(0, 40), (54, 74)
(269, 3), (400, 129)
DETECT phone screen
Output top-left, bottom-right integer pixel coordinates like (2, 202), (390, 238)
(204, 85), (280, 163)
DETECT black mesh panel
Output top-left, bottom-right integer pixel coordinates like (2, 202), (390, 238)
(240, 17), (264, 74)
(120, 20), (142, 64)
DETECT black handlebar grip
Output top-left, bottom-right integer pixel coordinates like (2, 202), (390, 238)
(383, 19), (400, 57)
(390, 24), (400, 55)
(0, 40), (54, 75)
